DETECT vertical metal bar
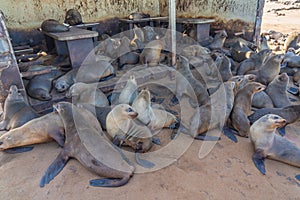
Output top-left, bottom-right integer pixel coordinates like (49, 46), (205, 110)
(169, 0), (176, 67)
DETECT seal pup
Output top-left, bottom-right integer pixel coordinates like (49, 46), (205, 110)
(248, 105), (300, 136)
(64, 9), (82, 25)
(214, 53), (232, 82)
(40, 102), (134, 187)
(265, 73), (290, 108)
(250, 114), (300, 175)
(41, 19), (69, 32)
(66, 82), (109, 107)
(132, 88), (178, 130)
(207, 29), (227, 50)
(140, 39), (164, 66)
(0, 85), (38, 131)
(228, 82), (266, 137)
(237, 49), (272, 75)
(247, 54), (283, 85)
(0, 112), (65, 151)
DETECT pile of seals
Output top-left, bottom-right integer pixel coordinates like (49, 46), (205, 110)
(0, 21), (299, 188)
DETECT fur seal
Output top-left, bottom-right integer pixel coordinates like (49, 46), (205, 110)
(0, 85), (38, 131)
(64, 9), (82, 25)
(66, 82), (109, 107)
(54, 60), (115, 92)
(140, 39), (164, 66)
(118, 75), (138, 105)
(207, 30), (227, 50)
(229, 82), (266, 137)
(237, 49), (272, 75)
(250, 114), (300, 175)
(283, 32), (300, 52)
(41, 19), (69, 32)
(40, 102), (134, 187)
(132, 88), (178, 130)
(128, 12), (150, 20)
(27, 69), (64, 101)
(214, 53), (232, 82)
(118, 36), (140, 69)
(282, 55), (300, 68)
(265, 73), (290, 108)
(0, 112), (65, 150)
(252, 91), (274, 109)
(247, 54), (283, 85)
(106, 104), (153, 153)
(248, 105), (300, 136)
(175, 55), (209, 106)
(228, 74), (257, 95)
(142, 26), (159, 43)
(181, 45), (211, 58)
(230, 41), (255, 62)
(293, 70), (300, 86)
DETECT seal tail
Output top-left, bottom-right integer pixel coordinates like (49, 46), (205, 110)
(89, 175), (131, 187)
(40, 150), (70, 187)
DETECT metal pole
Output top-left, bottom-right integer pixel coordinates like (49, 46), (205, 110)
(169, 0), (176, 67)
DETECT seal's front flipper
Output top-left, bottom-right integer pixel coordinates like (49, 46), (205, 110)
(152, 137), (161, 145)
(170, 95), (179, 106)
(135, 153), (155, 169)
(295, 174), (300, 181)
(277, 125), (286, 137)
(40, 150), (70, 187)
(287, 87), (299, 95)
(90, 176), (130, 187)
(222, 127), (238, 143)
(194, 134), (220, 141)
(49, 130), (65, 147)
(252, 149), (266, 175)
(4, 146), (34, 154)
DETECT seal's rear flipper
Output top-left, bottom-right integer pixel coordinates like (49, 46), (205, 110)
(222, 127), (238, 143)
(295, 174), (300, 181)
(89, 177), (129, 187)
(4, 146), (34, 154)
(252, 150), (266, 175)
(288, 97), (297, 102)
(40, 150), (70, 187)
(194, 134), (220, 141)
(135, 153), (155, 169)
(152, 137), (161, 145)
(287, 87), (299, 95)
(277, 125), (286, 137)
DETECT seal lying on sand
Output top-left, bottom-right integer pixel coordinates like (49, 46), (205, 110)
(250, 114), (300, 175)
(40, 102), (134, 188)
(0, 85), (38, 131)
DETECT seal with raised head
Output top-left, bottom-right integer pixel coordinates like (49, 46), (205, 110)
(250, 114), (300, 175)
(229, 82), (266, 137)
(66, 82), (109, 107)
(265, 73), (291, 108)
(207, 29), (227, 50)
(117, 75), (138, 105)
(40, 102), (134, 188)
(0, 112), (65, 151)
(0, 85), (39, 131)
(64, 9), (82, 25)
(140, 39), (164, 66)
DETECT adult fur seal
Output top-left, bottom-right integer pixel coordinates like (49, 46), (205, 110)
(283, 32), (300, 51)
(132, 88), (178, 130)
(140, 40), (164, 66)
(40, 102), (134, 188)
(251, 91), (274, 109)
(41, 19), (69, 32)
(0, 112), (65, 150)
(207, 30), (227, 50)
(54, 60), (115, 92)
(250, 114), (300, 175)
(64, 9), (82, 25)
(66, 82), (109, 107)
(229, 82), (266, 137)
(265, 73), (290, 108)
(0, 85), (38, 131)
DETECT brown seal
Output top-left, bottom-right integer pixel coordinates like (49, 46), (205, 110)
(64, 9), (82, 25)
(0, 112), (65, 150)
(228, 74), (257, 95)
(40, 102), (134, 188)
(283, 31), (300, 52)
(132, 88), (178, 130)
(251, 91), (274, 109)
(214, 53), (233, 82)
(230, 82), (266, 137)
(250, 114), (300, 175)
(207, 29), (227, 50)
(0, 85), (38, 131)
(140, 39), (164, 66)
(237, 49), (272, 75)
(247, 54), (283, 85)
(66, 82), (109, 107)
(265, 73), (290, 108)
(230, 40), (255, 62)
(118, 75), (138, 105)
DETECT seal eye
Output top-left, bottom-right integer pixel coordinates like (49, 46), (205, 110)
(273, 116), (279, 120)
(126, 108), (133, 112)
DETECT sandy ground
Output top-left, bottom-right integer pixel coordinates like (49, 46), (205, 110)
(1, 1), (300, 200)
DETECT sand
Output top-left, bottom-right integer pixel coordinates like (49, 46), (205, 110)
(0, 1), (300, 199)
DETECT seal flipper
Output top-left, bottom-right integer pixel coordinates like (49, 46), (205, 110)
(48, 130), (65, 147)
(252, 149), (266, 175)
(40, 150), (70, 187)
(295, 174), (300, 181)
(152, 137), (161, 145)
(287, 86), (299, 95)
(194, 134), (220, 141)
(89, 176), (130, 187)
(3, 146), (34, 154)
(170, 95), (179, 106)
(222, 127), (238, 143)
(288, 97), (297, 102)
(277, 125), (286, 137)
(135, 153), (155, 169)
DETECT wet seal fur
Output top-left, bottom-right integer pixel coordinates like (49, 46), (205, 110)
(250, 114), (300, 175)
(0, 85), (38, 131)
(40, 102), (134, 188)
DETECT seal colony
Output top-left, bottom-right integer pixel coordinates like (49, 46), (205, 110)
(0, 13), (299, 190)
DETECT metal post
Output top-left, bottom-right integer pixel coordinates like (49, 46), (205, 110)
(169, 0), (176, 67)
